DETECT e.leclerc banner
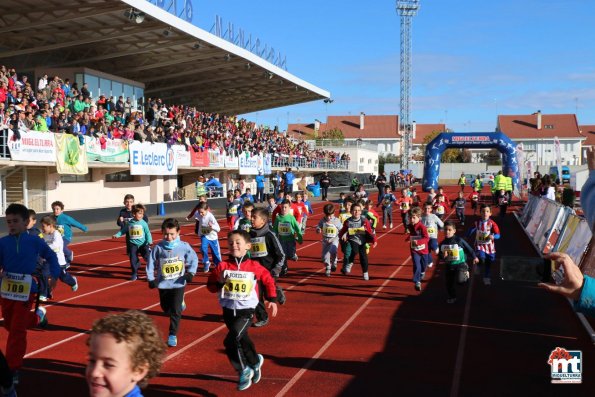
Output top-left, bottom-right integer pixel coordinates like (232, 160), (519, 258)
(55, 133), (88, 175)
(129, 141), (177, 175)
(239, 152), (272, 175)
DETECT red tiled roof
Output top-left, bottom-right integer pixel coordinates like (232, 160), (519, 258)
(287, 115), (399, 139)
(497, 114), (583, 139)
(579, 125), (595, 146)
(413, 124), (446, 144)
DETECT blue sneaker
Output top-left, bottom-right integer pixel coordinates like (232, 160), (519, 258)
(167, 335), (177, 347)
(36, 307), (47, 328)
(181, 300), (186, 312)
(71, 276), (78, 292)
(203, 263), (210, 273)
(237, 367), (254, 391)
(252, 354), (264, 384)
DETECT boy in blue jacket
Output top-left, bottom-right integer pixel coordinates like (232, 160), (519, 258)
(147, 218), (198, 347)
(113, 204), (152, 280)
(0, 203), (61, 383)
(51, 200), (88, 266)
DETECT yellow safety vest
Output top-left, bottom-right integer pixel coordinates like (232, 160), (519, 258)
(505, 176), (513, 192)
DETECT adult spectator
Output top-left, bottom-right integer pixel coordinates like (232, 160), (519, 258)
(319, 172), (331, 201)
(350, 176), (359, 192)
(389, 171), (397, 192)
(285, 168), (295, 194)
(272, 171), (282, 197)
(255, 171), (265, 203)
(376, 172), (387, 197)
(80, 82), (90, 99)
(539, 147), (595, 316)
(541, 174), (555, 201)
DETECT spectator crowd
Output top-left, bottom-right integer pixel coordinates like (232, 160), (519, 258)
(0, 65), (348, 167)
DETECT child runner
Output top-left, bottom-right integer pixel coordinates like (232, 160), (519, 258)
(377, 186), (397, 229)
(299, 192), (314, 233)
(113, 204), (152, 280)
(316, 204), (343, 277)
(363, 200), (379, 254)
(497, 189), (509, 219)
(147, 218), (198, 347)
(407, 207), (430, 291)
(469, 189), (480, 215)
(195, 202), (222, 272)
(185, 195), (208, 235)
(266, 196), (277, 220)
(451, 191), (467, 225)
(51, 200), (88, 266)
(422, 203), (444, 269)
(40, 216), (79, 292)
(240, 188), (255, 204)
(436, 187), (451, 207)
(27, 210), (51, 301)
(226, 190), (242, 231)
(117, 194), (149, 229)
(86, 310), (166, 397)
(249, 208), (286, 327)
(339, 203), (377, 280)
(439, 221), (478, 303)
(234, 202), (254, 232)
(426, 188), (436, 205)
(275, 191), (286, 205)
(467, 204), (501, 285)
(396, 188), (413, 233)
(0, 204), (60, 385)
(411, 188), (421, 208)
(338, 192), (347, 212)
(207, 230), (278, 391)
(273, 200), (303, 276)
(433, 194), (448, 220)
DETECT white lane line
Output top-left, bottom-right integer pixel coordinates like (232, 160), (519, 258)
(24, 286), (205, 359)
(275, 257), (411, 397)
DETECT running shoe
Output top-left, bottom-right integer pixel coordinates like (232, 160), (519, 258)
(36, 307), (47, 328)
(390, 223), (393, 228)
(363, 272), (369, 281)
(0, 384), (16, 397)
(325, 268), (331, 277)
(414, 282), (421, 291)
(253, 318), (269, 328)
(167, 335), (177, 347)
(181, 300), (186, 312)
(203, 263), (211, 273)
(71, 277), (78, 292)
(252, 354), (264, 384)
(382, 225), (387, 229)
(237, 367), (254, 391)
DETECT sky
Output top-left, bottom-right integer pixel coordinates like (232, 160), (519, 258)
(185, 0), (595, 132)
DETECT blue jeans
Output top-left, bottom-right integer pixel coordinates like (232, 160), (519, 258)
(411, 251), (427, 283)
(476, 251), (496, 278)
(63, 238), (73, 264)
(425, 238), (438, 265)
(256, 187), (265, 203)
(201, 237), (221, 267)
(129, 244), (151, 276)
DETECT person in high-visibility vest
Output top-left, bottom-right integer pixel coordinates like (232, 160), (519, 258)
(492, 171), (507, 204)
(473, 175), (482, 192)
(458, 173), (466, 192)
(505, 175), (513, 202)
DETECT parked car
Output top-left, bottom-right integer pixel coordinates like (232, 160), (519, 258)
(549, 166), (570, 184)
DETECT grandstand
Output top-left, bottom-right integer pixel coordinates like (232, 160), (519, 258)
(0, 0), (354, 212)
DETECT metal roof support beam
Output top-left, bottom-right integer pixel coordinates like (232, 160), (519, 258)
(0, 24), (163, 58)
(0, 6), (127, 34)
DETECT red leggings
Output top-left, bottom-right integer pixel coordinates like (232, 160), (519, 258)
(1, 296), (39, 370)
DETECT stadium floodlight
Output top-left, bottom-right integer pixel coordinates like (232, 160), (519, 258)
(224, 54), (231, 61)
(163, 28), (172, 37)
(245, 63), (251, 70)
(124, 8), (145, 24)
(323, 98), (334, 104)
(192, 42), (201, 49)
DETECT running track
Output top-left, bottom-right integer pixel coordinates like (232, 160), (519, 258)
(2, 187), (594, 396)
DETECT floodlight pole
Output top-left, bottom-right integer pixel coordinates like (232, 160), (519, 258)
(397, 0), (419, 170)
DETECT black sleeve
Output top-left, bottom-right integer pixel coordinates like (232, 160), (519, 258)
(458, 236), (476, 260)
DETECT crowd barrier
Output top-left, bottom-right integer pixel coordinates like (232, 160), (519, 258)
(271, 156), (349, 170)
(515, 194), (595, 342)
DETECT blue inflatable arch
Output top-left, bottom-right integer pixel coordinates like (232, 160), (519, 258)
(422, 132), (519, 192)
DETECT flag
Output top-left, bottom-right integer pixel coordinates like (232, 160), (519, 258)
(55, 134), (88, 175)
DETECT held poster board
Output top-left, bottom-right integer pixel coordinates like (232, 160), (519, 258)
(553, 215), (593, 266)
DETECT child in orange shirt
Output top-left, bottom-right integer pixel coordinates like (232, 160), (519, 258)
(396, 188), (413, 232)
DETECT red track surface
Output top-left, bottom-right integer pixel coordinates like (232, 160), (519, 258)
(2, 186), (594, 396)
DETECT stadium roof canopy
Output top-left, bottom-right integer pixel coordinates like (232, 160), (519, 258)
(0, 0), (330, 115)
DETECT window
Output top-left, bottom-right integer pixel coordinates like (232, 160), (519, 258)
(359, 166), (364, 172)
(359, 158), (364, 163)
(368, 159), (372, 164)
(524, 142), (536, 151)
(112, 81), (123, 98)
(106, 171), (137, 182)
(61, 173), (91, 183)
(544, 124), (554, 129)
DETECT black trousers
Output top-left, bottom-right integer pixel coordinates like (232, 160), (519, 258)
(129, 244), (151, 275)
(159, 287), (185, 336)
(0, 350), (11, 388)
(347, 241), (369, 273)
(321, 186), (329, 200)
(445, 263), (469, 299)
(223, 308), (259, 372)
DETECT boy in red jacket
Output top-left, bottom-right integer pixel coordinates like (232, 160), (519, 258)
(207, 230), (278, 391)
(407, 207), (430, 291)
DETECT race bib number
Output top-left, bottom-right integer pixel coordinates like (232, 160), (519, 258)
(161, 257), (184, 280)
(240, 223), (251, 232)
(383, 199), (391, 206)
(129, 225), (144, 239)
(348, 227), (365, 236)
(228, 206), (238, 215)
(441, 244), (461, 262)
(322, 225), (338, 238)
(477, 231), (491, 244)
(57, 225), (65, 235)
(472, 195), (479, 201)
(250, 237), (268, 258)
(426, 227), (437, 236)
(401, 202), (410, 211)
(222, 270), (255, 301)
(200, 226), (211, 235)
(278, 222), (292, 236)
(435, 206), (445, 215)
(410, 237), (426, 251)
(1, 273), (32, 301)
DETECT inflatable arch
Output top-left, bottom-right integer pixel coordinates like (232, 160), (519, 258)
(422, 132), (519, 192)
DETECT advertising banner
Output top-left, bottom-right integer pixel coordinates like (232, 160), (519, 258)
(239, 152), (272, 175)
(84, 136), (129, 163)
(7, 130), (56, 162)
(554, 136), (562, 184)
(554, 215), (593, 265)
(208, 149), (225, 168)
(224, 154), (239, 168)
(55, 133), (89, 175)
(190, 150), (209, 167)
(129, 141), (177, 175)
(172, 145), (191, 167)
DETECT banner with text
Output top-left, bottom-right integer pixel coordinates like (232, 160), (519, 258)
(55, 133), (89, 175)
(208, 149), (225, 168)
(129, 141), (177, 175)
(190, 150), (209, 167)
(172, 145), (191, 167)
(225, 154), (238, 168)
(239, 152), (272, 175)
(7, 130), (56, 162)
(85, 136), (129, 163)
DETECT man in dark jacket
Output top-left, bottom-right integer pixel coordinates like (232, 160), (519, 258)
(320, 172), (331, 201)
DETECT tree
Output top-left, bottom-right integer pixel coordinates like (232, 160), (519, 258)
(482, 149), (502, 165)
(419, 129), (460, 162)
(317, 128), (344, 146)
(379, 153), (400, 174)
